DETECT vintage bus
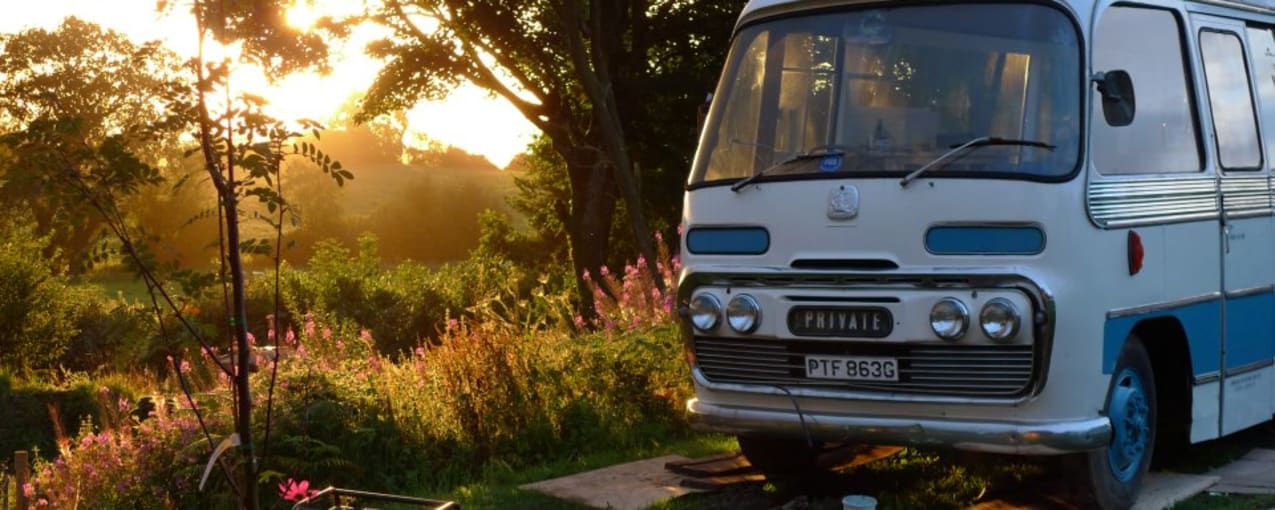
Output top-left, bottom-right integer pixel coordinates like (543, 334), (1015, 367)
(679, 0), (1275, 507)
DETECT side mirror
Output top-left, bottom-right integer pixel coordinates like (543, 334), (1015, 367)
(1094, 70), (1136, 127)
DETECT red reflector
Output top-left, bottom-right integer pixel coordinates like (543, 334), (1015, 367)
(1128, 230), (1144, 276)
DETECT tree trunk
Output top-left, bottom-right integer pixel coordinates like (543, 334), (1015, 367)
(565, 152), (617, 319)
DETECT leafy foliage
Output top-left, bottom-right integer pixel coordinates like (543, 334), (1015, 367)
(0, 219), (87, 369)
(0, 18), (189, 272)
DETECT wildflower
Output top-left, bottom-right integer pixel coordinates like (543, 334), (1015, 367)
(360, 328), (374, 344)
(655, 230), (664, 243)
(573, 315), (585, 328)
(304, 318), (316, 338)
(677, 223), (685, 235)
(323, 327), (332, 339)
(446, 318), (459, 332)
(278, 478), (317, 502)
(23, 483), (34, 498)
(180, 360), (191, 374)
(285, 328), (296, 346)
(335, 339), (344, 350)
(415, 346), (426, 357)
(248, 332), (257, 345)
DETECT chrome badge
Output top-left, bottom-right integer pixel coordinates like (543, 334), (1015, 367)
(827, 185), (860, 220)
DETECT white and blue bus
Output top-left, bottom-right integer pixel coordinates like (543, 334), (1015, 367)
(679, 0), (1275, 507)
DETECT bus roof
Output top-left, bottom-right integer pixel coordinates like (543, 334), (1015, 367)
(738, 0), (1275, 27)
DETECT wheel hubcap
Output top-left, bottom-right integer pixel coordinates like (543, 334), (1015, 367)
(1107, 367), (1150, 482)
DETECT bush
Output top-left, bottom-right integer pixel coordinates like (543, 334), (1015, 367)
(0, 221), (87, 369)
(0, 372), (141, 460)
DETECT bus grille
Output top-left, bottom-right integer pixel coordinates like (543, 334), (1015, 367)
(694, 337), (1034, 398)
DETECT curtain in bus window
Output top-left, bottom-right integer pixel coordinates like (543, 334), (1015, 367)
(1092, 7), (1201, 174)
(1200, 30), (1263, 170)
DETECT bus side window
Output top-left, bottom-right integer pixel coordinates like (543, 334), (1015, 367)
(1200, 30), (1263, 171)
(1092, 6), (1202, 174)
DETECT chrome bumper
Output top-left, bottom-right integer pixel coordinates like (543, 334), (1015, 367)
(688, 398), (1111, 455)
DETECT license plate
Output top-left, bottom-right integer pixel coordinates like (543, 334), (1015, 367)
(788, 306), (893, 338)
(805, 355), (899, 382)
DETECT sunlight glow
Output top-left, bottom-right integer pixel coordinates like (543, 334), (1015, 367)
(2, 0), (539, 168)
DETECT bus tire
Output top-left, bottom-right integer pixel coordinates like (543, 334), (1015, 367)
(737, 435), (822, 478)
(1069, 337), (1157, 510)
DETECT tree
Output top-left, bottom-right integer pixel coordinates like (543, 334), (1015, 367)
(361, 0), (736, 310)
(0, 18), (190, 272)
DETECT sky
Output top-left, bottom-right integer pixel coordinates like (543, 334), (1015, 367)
(0, 0), (539, 168)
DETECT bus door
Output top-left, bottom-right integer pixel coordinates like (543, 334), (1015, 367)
(1195, 14), (1275, 435)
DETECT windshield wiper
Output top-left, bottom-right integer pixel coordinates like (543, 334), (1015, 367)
(898, 137), (1055, 188)
(731, 147), (845, 193)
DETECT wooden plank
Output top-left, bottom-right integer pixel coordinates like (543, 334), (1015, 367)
(15, 451), (29, 510)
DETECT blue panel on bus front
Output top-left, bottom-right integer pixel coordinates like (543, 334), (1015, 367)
(1103, 298), (1222, 376)
(925, 226), (1045, 255)
(686, 227), (770, 255)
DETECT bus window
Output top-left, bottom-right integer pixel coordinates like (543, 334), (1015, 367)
(1092, 7), (1201, 174)
(1200, 30), (1263, 170)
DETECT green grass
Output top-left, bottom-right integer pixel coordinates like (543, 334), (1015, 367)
(81, 269), (152, 303)
(1170, 493), (1275, 510)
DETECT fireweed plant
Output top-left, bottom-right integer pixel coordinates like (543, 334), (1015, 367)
(24, 232), (691, 507)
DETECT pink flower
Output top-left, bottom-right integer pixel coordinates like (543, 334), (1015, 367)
(573, 315), (585, 328)
(305, 320), (316, 338)
(278, 478), (317, 502)
(323, 327), (332, 339)
(335, 340), (344, 350)
(360, 329), (374, 343)
(180, 360), (191, 374)
(285, 328), (296, 346)
(654, 230), (664, 243)
(446, 319), (459, 332)
(23, 483), (34, 498)
(415, 347), (426, 357)
(247, 332), (257, 345)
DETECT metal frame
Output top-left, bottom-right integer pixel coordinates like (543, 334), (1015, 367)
(292, 487), (459, 510)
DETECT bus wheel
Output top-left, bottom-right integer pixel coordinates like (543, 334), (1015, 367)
(737, 435), (822, 478)
(1070, 338), (1157, 510)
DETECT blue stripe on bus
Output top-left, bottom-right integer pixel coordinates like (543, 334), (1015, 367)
(685, 227), (769, 255)
(1103, 291), (1275, 376)
(1103, 297), (1221, 375)
(924, 226), (1045, 255)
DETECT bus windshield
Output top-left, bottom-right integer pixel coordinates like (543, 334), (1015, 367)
(691, 4), (1081, 186)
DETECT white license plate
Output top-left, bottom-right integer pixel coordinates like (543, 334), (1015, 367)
(805, 356), (899, 382)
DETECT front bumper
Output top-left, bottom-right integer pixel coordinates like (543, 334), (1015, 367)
(688, 398), (1111, 455)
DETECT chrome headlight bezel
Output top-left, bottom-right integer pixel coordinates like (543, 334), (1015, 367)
(979, 298), (1021, 342)
(726, 294), (762, 334)
(930, 298), (970, 341)
(688, 294), (722, 332)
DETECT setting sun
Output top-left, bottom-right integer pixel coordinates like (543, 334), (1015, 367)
(0, 0), (537, 167)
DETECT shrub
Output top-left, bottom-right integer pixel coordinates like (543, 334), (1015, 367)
(0, 221), (87, 369)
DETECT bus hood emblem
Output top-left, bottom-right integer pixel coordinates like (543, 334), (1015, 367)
(827, 185), (860, 220)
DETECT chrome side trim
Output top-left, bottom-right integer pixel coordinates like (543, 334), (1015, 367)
(1225, 359), (1275, 378)
(691, 367), (1026, 406)
(1222, 176), (1273, 218)
(678, 269), (1056, 405)
(1088, 177), (1219, 228)
(1225, 285), (1274, 299)
(1195, 372), (1221, 385)
(688, 399), (1112, 455)
(1105, 292), (1222, 319)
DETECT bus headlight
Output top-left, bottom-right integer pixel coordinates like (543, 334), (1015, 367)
(689, 294), (722, 332)
(726, 294), (762, 334)
(980, 298), (1020, 342)
(930, 298), (969, 341)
